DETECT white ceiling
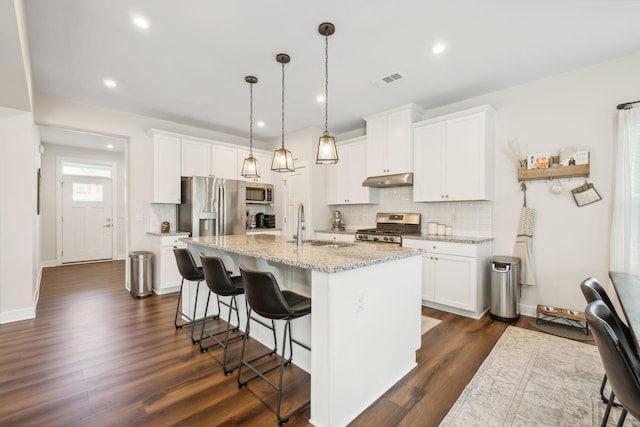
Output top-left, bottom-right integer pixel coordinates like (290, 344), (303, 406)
(39, 125), (127, 152)
(23, 0), (640, 143)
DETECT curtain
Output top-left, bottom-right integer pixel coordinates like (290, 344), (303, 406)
(610, 107), (640, 275)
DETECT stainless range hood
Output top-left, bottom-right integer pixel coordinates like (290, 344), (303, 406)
(362, 173), (413, 188)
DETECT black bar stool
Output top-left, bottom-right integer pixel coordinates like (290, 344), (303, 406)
(173, 247), (219, 344)
(237, 265), (311, 426)
(586, 300), (640, 427)
(580, 277), (636, 406)
(199, 255), (247, 374)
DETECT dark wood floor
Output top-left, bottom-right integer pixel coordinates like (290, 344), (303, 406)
(0, 261), (537, 426)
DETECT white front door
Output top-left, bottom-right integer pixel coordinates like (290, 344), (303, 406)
(62, 175), (113, 263)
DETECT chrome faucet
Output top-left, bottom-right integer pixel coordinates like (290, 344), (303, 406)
(295, 203), (305, 246)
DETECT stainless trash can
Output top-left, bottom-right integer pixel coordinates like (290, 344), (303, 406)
(489, 256), (521, 322)
(129, 251), (153, 298)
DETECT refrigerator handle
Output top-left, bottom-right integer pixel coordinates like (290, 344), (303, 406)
(219, 184), (225, 235)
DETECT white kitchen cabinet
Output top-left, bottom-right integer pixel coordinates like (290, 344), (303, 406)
(237, 148), (273, 184)
(211, 144), (238, 180)
(403, 239), (492, 319)
(181, 138), (211, 177)
(148, 233), (188, 294)
(327, 136), (376, 205)
(364, 104), (425, 177)
(151, 131), (181, 203)
(413, 105), (494, 202)
(314, 231), (356, 242)
(182, 139), (238, 180)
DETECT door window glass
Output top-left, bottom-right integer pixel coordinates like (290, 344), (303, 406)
(62, 161), (111, 178)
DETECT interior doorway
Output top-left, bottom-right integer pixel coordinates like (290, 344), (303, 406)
(37, 125), (128, 267)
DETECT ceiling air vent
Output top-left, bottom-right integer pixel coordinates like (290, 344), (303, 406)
(371, 71), (406, 88)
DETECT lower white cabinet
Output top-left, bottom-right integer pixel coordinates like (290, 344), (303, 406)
(403, 239), (492, 319)
(315, 231), (356, 242)
(148, 234), (188, 295)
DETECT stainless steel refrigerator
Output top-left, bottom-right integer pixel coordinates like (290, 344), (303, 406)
(177, 176), (246, 237)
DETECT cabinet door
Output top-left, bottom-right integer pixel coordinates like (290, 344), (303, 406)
(152, 134), (181, 203)
(433, 253), (476, 311)
(365, 116), (388, 177)
(413, 122), (445, 202)
(328, 138), (371, 204)
(422, 255), (436, 301)
(445, 113), (486, 200)
(211, 144), (237, 180)
(386, 110), (413, 173)
(181, 139), (211, 177)
(160, 245), (184, 291)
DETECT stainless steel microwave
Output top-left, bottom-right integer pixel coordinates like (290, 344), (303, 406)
(246, 183), (273, 204)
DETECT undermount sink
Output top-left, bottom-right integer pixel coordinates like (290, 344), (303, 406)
(286, 239), (354, 248)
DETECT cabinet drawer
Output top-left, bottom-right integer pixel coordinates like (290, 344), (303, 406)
(404, 239), (477, 257)
(160, 235), (187, 248)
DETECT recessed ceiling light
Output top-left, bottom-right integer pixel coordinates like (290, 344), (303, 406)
(316, 95), (325, 103)
(103, 78), (117, 88)
(132, 15), (150, 30)
(257, 121), (265, 127)
(106, 144), (114, 150)
(431, 43), (447, 55)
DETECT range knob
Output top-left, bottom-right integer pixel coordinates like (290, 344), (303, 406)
(383, 236), (389, 241)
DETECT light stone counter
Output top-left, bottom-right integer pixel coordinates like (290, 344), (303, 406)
(182, 234), (424, 273)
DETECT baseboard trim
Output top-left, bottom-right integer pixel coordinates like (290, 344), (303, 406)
(0, 306), (36, 324)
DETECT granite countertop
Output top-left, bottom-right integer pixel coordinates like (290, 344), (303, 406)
(147, 231), (190, 237)
(182, 234), (424, 274)
(402, 234), (494, 244)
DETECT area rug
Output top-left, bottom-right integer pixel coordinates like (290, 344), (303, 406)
(421, 315), (441, 335)
(528, 318), (594, 342)
(440, 326), (638, 427)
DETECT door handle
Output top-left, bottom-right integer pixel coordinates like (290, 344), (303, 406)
(103, 224), (112, 228)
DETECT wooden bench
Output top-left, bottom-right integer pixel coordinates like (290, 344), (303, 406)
(536, 304), (588, 335)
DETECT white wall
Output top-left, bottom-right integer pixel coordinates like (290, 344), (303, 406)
(39, 143), (126, 263)
(421, 51), (640, 315)
(33, 94), (261, 257)
(0, 109), (38, 323)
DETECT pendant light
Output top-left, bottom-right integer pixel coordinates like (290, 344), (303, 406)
(316, 22), (338, 164)
(241, 75), (260, 178)
(271, 53), (295, 172)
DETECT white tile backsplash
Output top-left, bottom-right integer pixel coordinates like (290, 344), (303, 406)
(331, 187), (492, 237)
(149, 204), (178, 233)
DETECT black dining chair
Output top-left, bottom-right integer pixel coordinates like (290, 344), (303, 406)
(173, 247), (219, 344)
(586, 300), (640, 427)
(199, 255), (245, 374)
(580, 277), (637, 406)
(237, 265), (311, 426)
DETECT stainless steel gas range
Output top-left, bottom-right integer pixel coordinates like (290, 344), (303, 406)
(355, 212), (421, 245)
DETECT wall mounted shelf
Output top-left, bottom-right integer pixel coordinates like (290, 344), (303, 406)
(517, 164), (589, 181)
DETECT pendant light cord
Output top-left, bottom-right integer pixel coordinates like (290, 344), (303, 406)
(324, 29), (329, 133)
(249, 80), (254, 156)
(281, 61), (285, 149)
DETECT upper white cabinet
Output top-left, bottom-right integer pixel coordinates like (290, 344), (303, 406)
(364, 104), (425, 177)
(182, 138), (238, 180)
(237, 148), (273, 184)
(413, 105), (494, 202)
(151, 131), (181, 204)
(181, 138), (211, 177)
(327, 136), (376, 205)
(211, 144), (238, 180)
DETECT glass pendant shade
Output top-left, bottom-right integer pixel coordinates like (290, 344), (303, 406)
(316, 22), (338, 164)
(316, 132), (338, 164)
(271, 53), (295, 172)
(271, 147), (294, 172)
(241, 154), (260, 178)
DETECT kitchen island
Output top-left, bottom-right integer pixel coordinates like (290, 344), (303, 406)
(182, 234), (424, 427)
